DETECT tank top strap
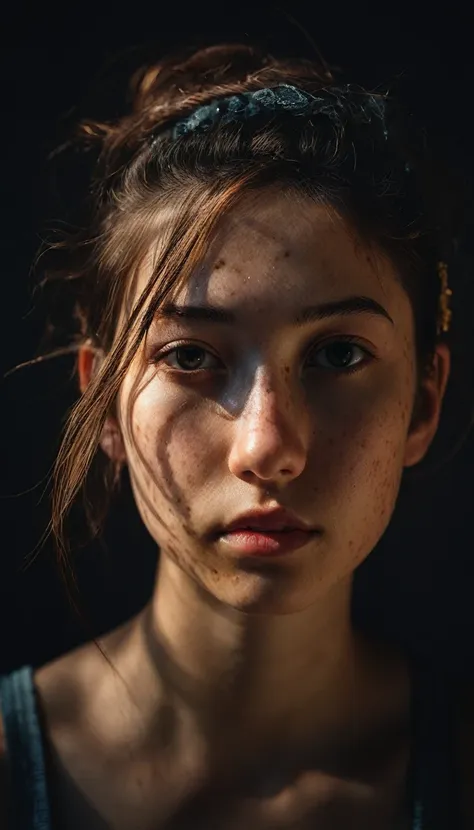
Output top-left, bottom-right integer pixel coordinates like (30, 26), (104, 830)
(407, 656), (462, 830)
(0, 665), (52, 830)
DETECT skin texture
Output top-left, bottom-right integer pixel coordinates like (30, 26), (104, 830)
(59, 190), (451, 826)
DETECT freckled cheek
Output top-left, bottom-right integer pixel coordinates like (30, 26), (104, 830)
(312, 398), (408, 505)
(125, 394), (222, 491)
(320, 413), (407, 555)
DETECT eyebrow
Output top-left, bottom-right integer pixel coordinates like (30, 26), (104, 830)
(156, 295), (394, 327)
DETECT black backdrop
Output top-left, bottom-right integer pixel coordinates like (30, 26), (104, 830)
(1, 5), (474, 677)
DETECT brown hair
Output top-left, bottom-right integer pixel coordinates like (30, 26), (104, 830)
(27, 42), (465, 634)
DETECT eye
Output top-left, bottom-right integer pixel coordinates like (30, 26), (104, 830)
(306, 339), (373, 374)
(154, 343), (222, 373)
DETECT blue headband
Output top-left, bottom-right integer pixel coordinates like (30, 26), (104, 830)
(151, 83), (388, 143)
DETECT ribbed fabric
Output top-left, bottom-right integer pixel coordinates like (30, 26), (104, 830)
(0, 666), (52, 830)
(0, 660), (464, 829)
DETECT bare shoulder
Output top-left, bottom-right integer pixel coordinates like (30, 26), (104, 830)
(33, 637), (105, 740)
(0, 641), (116, 830)
(33, 624), (138, 773)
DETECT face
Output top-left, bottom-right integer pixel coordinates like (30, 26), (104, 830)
(105, 190), (449, 614)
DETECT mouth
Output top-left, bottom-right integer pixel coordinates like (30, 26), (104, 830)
(217, 527), (320, 557)
(213, 506), (321, 557)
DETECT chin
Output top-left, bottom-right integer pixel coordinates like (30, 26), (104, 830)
(205, 568), (328, 616)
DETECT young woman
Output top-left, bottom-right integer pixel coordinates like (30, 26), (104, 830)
(0, 42), (471, 829)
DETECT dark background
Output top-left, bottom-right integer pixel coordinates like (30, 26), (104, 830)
(1, 5), (474, 677)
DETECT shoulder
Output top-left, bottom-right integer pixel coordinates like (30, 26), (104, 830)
(0, 708), (9, 829)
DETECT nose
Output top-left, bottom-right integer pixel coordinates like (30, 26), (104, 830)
(227, 368), (309, 486)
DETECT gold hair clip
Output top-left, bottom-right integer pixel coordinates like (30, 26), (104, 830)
(437, 261), (453, 335)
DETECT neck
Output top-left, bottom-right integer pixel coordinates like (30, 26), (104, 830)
(126, 555), (364, 751)
(91, 551), (409, 792)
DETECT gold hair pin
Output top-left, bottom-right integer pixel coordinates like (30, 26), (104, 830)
(437, 261), (453, 335)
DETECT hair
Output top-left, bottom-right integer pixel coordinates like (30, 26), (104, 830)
(23, 41), (469, 652)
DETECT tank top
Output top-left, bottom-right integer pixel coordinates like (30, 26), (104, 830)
(0, 661), (463, 829)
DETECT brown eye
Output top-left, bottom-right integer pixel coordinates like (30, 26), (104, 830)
(307, 340), (372, 373)
(173, 346), (207, 371)
(154, 343), (222, 373)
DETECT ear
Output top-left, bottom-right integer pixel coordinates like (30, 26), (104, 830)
(77, 343), (127, 464)
(403, 342), (451, 468)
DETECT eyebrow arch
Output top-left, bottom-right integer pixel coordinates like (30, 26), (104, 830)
(156, 295), (394, 327)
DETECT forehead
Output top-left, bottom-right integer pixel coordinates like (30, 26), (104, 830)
(181, 191), (402, 312)
(138, 189), (408, 320)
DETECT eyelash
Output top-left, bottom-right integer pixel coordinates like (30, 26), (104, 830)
(151, 336), (375, 377)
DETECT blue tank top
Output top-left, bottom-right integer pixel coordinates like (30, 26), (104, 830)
(0, 661), (463, 829)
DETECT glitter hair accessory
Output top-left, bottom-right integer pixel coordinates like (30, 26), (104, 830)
(168, 83), (388, 140)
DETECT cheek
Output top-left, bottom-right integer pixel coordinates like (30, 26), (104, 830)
(319, 406), (406, 495)
(312, 386), (411, 563)
(121, 386), (222, 531)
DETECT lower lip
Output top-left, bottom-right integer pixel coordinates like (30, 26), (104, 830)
(219, 529), (317, 556)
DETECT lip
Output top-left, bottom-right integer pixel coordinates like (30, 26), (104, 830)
(219, 528), (318, 557)
(222, 507), (316, 534)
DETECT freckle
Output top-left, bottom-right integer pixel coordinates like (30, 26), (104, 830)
(214, 258), (226, 270)
(283, 250), (291, 258)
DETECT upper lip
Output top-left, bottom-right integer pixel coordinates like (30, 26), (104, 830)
(222, 508), (316, 533)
